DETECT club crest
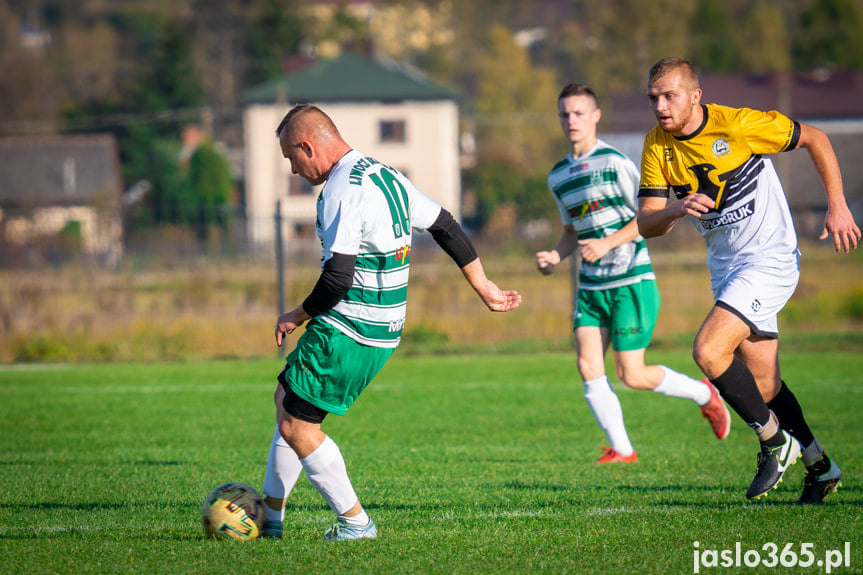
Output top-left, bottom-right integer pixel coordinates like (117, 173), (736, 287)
(712, 138), (730, 158)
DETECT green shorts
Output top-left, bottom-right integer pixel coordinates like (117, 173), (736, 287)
(281, 318), (394, 416)
(573, 280), (660, 352)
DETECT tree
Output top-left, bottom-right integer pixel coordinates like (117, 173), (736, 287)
(557, 0), (696, 99)
(689, 0), (740, 72)
(463, 160), (555, 233)
(133, 19), (204, 115)
(248, 0), (305, 85)
(0, 2), (63, 127)
(186, 141), (234, 238)
(471, 24), (560, 171)
(110, 17), (212, 237)
(738, 0), (791, 73)
(795, 0), (863, 70)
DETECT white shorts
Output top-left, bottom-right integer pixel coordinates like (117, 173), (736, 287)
(711, 254), (800, 338)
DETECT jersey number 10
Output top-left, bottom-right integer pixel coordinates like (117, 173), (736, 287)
(370, 168), (411, 238)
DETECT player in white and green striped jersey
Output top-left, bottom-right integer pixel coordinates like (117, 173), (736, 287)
(536, 84), (730, 464)
(261, 104), (521, 541)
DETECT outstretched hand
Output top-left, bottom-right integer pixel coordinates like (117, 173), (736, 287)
(821, 204), (861, 253)
(460, 258), (521, 312)
(477, 279), (522, 312)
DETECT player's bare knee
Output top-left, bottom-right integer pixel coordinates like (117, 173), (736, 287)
(692, 344), (730, 379)
(692, 338), (712, 370)
(277, 418), (296, 445)
(618, 367), (652, 390)
(578, 355), (606, 380)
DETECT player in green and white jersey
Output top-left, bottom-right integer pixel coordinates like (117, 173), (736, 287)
(260, 104), (521, 541)
(536, 84), (730, 464)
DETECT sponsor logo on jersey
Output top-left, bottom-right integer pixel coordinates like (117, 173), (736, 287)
(699, 199), (755, 230)
(571, 198), (610, 220)
(388, 317), (406, 332)
(712, 138), (730, 157)
(394, 245), (411, 265)
(569, 162), (589, 173)
(664, 147), (674, 162)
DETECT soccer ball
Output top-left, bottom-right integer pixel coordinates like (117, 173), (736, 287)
(201, 482), (264, 540)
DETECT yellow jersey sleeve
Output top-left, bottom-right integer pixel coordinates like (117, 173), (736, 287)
(734, 107), (799, 155)
(638, 128), (672, 198)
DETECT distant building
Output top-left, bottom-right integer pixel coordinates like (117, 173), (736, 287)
(241, 51), (460, 249)
(0, 134), (123, 266)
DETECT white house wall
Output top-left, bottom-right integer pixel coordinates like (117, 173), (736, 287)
(244, 100), (460, 250)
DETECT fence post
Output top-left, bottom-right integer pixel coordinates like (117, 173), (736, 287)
(275, 199), (285, 315)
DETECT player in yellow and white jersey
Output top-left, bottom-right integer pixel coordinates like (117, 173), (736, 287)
(637, 57), (860, 504)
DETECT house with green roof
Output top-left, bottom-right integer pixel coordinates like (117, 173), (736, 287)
(242, 51), (460, 247)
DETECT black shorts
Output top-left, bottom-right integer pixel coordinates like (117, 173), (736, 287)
(278, 367), (329, 424)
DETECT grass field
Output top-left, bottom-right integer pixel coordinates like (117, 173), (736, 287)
(1, 351), (861, 574)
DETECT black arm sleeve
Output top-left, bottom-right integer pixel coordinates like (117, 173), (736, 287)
(428, 208), (478, 268)
(302, 252), (356, 317)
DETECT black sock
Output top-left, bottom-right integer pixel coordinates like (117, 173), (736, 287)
(709, 356), (771, 429)
(762, 430), (786, 448)
(810, 453), (831, 473)
(767, 380), (815, 447)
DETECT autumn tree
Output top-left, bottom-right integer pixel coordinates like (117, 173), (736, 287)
(557, 0), (695, 99)
(0, 3), (63, 128)
(472, 24), (559, 170)
(738, 0), (791, 73)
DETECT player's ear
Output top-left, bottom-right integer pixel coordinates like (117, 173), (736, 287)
(299, 140), (313, 158)
(691, 88), (702, 105)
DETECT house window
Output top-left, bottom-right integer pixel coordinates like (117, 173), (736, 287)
(293, 222), (316, 238)
(379, 120), (406, 143)
(288, 174), (314, 196)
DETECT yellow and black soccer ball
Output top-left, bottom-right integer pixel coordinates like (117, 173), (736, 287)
(201, 482), (264, 540)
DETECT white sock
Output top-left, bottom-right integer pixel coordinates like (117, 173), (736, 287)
(262, 427), (303, 523)
(583, 376), (634, 456)
(300, 435), (361, 517)
(341, 509), (370, 527)
(653, 366), (711, 406)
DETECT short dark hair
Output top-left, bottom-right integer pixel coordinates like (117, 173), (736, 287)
(558, 83), (598, 106)
(275, 103), (320, 137)
(648, 57), (700, 88)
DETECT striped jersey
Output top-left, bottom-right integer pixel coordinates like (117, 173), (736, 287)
(548, 139), (655, 290)
(638, 104), (800, 278)
(315, 149), (442, 348)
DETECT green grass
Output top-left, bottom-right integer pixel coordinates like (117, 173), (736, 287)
(1, 352), (861, 574)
